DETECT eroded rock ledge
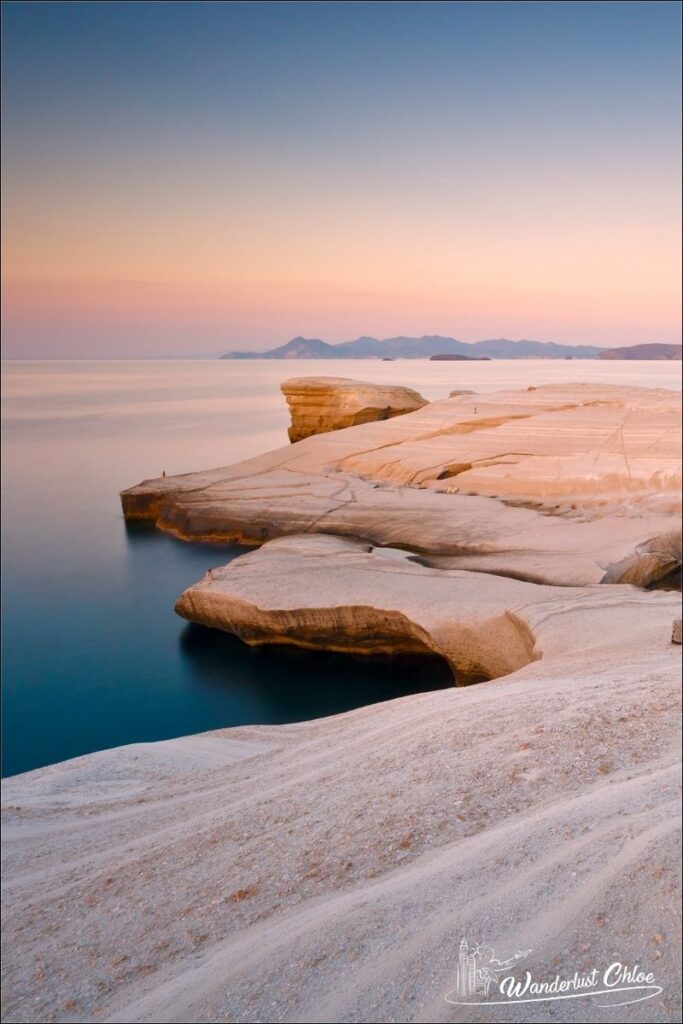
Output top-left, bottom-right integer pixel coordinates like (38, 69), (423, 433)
(4, 390), (682, 1024)
(280, 376), (427, 442)
(175, 533), (679, 683)
(4, 602), (681, 1023)
(121, 383), (682, 588)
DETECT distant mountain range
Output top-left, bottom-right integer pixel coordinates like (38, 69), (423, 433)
(597, 343), (682, 361)
(222, 335), (605, 360)
(221, 336), (681, 361)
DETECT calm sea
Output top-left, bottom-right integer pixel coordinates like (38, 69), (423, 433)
(2, 359), (680, 776)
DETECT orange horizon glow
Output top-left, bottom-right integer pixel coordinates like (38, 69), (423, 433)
(2, 1), (680, 355)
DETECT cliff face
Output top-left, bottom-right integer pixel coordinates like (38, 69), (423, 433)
(598, 343), (682, 360)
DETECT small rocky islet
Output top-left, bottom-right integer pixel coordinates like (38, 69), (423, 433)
(2, 378), (681, 1023)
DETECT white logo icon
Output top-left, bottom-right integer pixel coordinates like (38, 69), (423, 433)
(451, 938), (532, 1000)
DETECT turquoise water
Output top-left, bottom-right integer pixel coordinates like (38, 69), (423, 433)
(1, 360), (445, 777)
(3, 359), (680, 777)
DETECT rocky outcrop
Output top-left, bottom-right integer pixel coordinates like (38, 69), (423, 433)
(4, 538), (681, 1023)
(4, 383), (682, 1024)
(175, 535), (540, 681)
(174, 533), (680, 682)
(280, 376), (427, 442)
(121, 383), (682, 588)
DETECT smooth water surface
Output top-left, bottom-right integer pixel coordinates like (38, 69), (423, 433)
(3, 359), (680, 776)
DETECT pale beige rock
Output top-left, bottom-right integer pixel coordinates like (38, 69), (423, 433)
(176, 535), (540, 680)
(3, 545), (680, 1023)
(2, 380), (679, 1019)
(335, 382), (681, 498)
(280, 376), (427, 442)
(121, 383), (682, 588)
(175, 533), (679, 682)
(3, 382), (681, 1024)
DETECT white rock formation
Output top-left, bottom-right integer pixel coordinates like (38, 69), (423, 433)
(175, 533), (679, 681)
(280, 376), (427, 442)
(2, 382), (681, 1023)
(3, 546), (680, 1022)
(121, 383), (682, 587)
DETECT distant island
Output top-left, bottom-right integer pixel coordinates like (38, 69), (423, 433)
(221, 336), (680, 361)
(429, 353), (490, 361)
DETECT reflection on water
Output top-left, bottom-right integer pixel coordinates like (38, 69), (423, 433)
(2, 359), (681, 777)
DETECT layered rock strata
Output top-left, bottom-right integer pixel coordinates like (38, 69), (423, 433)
(121, 383), (682, 588)
(175, 533), (679, 682)
(280, 376), (427, 442)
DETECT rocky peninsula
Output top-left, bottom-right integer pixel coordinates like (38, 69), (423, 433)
(2, 380), (681, 1023)
(121, 382), (680, 587)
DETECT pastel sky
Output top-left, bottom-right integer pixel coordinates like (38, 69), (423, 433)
(2, 1), (681, 357)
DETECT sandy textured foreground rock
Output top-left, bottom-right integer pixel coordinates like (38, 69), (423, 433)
(121, 384), (682, 587)
(281, 376), (427, 442)
(2, 579), (681, 1022)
